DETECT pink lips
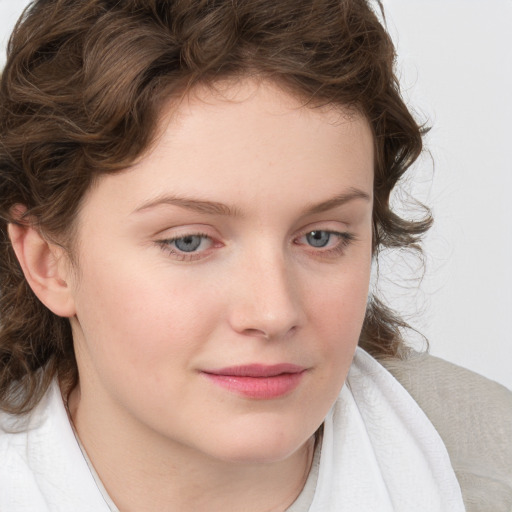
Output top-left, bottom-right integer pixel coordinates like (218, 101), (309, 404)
(201, 364), (306, 399)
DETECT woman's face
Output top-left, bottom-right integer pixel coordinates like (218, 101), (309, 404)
(67, 80), (374, 464)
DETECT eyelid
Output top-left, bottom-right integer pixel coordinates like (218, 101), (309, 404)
(152, 222), (217, 237)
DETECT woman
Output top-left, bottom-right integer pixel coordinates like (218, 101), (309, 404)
(0, 1), (510, 510)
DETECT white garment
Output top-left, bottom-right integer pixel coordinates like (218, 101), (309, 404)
(0, 379), (109, 511)
(306, 349), (465, 511)
(0, 348), (466, 511)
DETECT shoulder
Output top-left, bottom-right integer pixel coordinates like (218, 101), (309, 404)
(381, 353), (512, 512)
(0, 406), (50, 511)
(0, 380), (82, 511)
(1, 380), (115, 511)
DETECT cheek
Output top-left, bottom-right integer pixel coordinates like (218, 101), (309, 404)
(309, 262), (371, 328)
(305, 262), (371, 369)
(71, 254), (223, 374)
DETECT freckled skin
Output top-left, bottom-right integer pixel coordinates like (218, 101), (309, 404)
(66, 80), (374, 510)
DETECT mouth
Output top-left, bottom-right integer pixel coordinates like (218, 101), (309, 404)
(201, 364), (306, 399)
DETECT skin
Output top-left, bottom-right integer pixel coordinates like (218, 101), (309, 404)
(11, 80), (374, 511)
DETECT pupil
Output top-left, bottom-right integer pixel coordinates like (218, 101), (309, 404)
(175, 235), (202, 252)
(306, 231), (330, 248)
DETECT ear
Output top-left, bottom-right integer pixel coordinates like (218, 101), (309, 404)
(8, 212), (76, 318)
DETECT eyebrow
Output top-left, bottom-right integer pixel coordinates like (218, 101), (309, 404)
(132, 195), (241, 216)
(132, 188), (371, 217)
(303, 188), (371, 215)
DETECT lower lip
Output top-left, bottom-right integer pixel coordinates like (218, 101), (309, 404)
(202, 372), (305, 399)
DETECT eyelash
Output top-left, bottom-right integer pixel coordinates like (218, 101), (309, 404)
(157, 232), (215, 262)
(157, 230), (356, 262)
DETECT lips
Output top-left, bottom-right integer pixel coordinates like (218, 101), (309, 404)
(201, 364), (306, 399)
(205, 363), (305, 378)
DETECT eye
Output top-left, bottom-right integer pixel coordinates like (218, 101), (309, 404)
(305, 230), (333, 248)
(158, 233), (217, 261)
(172, 234), (209, 253)
(295, 229), (355, 256)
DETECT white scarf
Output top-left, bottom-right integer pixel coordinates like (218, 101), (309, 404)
(305, 348), (466, 511)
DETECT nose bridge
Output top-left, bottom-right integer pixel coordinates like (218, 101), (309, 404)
(229, 240), (302, 339)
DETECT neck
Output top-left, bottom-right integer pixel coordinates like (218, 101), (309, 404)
(67, 385), (315, 512)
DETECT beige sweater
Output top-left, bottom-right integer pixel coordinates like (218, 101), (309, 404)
(382, 354), (512, 512)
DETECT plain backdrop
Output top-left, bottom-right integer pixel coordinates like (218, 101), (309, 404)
(0, 0), (511, 390)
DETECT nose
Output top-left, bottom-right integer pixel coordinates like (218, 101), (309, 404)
(227, 248), (303, 341)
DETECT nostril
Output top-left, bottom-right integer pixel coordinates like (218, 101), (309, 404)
(242, 328), (270, 339)
(241, 325), (298, 340)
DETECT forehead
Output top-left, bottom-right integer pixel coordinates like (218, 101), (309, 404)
(80, 79), (374, 221)
(162, 78), (370, 147)
(169, 78), (364, 129)
(147, 80), (372, 178)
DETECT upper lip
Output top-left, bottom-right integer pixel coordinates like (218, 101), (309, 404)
(203, 364), (306, 378)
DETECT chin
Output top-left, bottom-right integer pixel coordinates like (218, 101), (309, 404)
(202, 425), (314, 466)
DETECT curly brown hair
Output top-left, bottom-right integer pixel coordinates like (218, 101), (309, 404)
(0, 0), (431, 414)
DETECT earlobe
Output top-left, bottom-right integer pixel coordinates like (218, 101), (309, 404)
(8, 218), (76, 318)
